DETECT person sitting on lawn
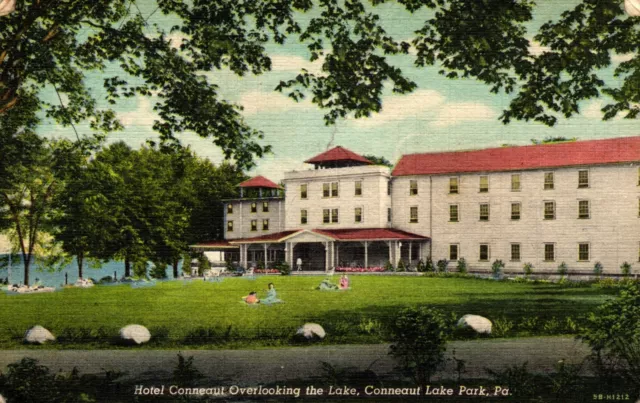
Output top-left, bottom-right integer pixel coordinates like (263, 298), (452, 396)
(242, 291), (260, 304)
(316, 277), (339, 290)
(339, 274), (350, 290)
(261, 283), (283, 305)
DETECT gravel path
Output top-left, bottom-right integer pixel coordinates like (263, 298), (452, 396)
(0, 337), (590, 384)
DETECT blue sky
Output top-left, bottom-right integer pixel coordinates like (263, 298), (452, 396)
(38, 0), (639, 181)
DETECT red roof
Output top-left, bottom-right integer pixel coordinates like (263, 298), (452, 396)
(305, 146), (372, 164)
(313, 228), (429, 241)
(392, 136), (640, 176)
(238, 175), (282, 189)
(228, 230), (302, 244)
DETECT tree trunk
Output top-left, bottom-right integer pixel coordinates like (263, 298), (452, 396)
(173, 258), (179, 279)
(23, 253), (30, 286)
(77, 252), (84, 279)
(124, 255), (131, 278)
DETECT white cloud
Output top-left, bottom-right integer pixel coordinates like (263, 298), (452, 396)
(252, 156), (309, 182)
(583, 100), (604, 119)
(430, 102), (496, 128)
(612, 53), (635, 63)
(351, 89), (445, 128)
(166, 32), (190, 50)
(118, 97), (158, 127)
(528, 40), (551, 56)
(239, 90), (310, 115)
(270, 55), (325, 74)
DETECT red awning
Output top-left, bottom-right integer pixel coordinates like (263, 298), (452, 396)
(305, 146), (372, 165)
(312, 228), (429, 241)
(238, 175), (282, 189)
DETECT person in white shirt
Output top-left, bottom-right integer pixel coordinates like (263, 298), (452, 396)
(296, 257), (302, 272)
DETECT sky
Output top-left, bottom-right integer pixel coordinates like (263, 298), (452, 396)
(37, 0), (639, 182)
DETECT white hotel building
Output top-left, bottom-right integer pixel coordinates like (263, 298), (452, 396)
(194, 137), (640, 274)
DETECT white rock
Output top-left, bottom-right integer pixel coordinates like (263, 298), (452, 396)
(119, 324), (151, 345)
(74, 278), (94, 288)
(296, 323), (325, 339)
(625, 0), (640, 16)
(24, 325), (55, 344)
(0, 393), (6, 403)
(0, 0), (15, 16)
(457, 314), (492, 334)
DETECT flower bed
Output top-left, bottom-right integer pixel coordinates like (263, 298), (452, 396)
(255, 269), (280, 274)
(335, 266), (386, 273)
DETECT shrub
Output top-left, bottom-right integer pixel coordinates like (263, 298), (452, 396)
(173, 353), (204, 387)
(416, 259), (426, 272)
(384, 260), (394, 272)
(425, 257), (435, 272)
(277, 261), (291, 276)
(396, 259), (406, 272)
(133, 260), (148, 278)
(150, 262), (168, 279)
(621, 262), (632, 278)
(523, 262), (534, 278)
(492, 317), (515, 337)
(436, 259), (449, 273)
(257, 260), (265, 270)
(388, 307), (452, 386)
(486, 362), (537, 399)
(456, 258), (468, 274)
(557, 261), (568, 279)
(197, 254), (211, 275)
(593, 262), (603, 278)
(491, 259), (505, 279)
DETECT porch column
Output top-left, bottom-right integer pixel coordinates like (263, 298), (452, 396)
(364, 241), (368, 269)
(263, 243), (268, 267)
(331, 242), (335, 269)
(387, 241), (393, 267)
(336, 244), (340, 268)
(284, 242), (290, 265)
(325, 242), (329, 272)
(395, 241), (402, 266)
(409, 242), (412, 265)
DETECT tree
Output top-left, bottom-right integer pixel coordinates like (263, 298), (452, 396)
(361, 154), (393, 168)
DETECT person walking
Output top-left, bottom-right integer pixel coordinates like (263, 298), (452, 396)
(296, 257), (303, 272)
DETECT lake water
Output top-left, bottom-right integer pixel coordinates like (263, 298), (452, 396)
(0, 254), (184, 286)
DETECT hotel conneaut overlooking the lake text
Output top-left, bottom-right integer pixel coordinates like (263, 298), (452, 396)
(193, 136), (640, 274)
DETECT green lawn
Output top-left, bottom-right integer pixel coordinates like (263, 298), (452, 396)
(0, 276), (616, 349)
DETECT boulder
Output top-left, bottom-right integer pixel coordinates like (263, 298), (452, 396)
(24, 325), (55, 344)
(119, 324), (151, 345)
(75, 278), (94, 288)
(0, 393), (5, 403)
(296, 323), (326, 340)
(457, 314), (492, 334)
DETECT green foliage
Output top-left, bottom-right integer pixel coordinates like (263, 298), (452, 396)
(491, 259), (505, 278)
(197, 254), (211, 276)
(436, 259), (449, 273)
(388, 307), (452, 385)
(492, 317), (515, 337)
(132, 260), (149, 279)
(486, 362), (537, 399)
(456, 258), (467, 274)
(150, 262), (168, 280)
(424, 257), (435, 272)
(384, 260), (394, 272)
(361, 154), (393, 167)
(257, 260), (265, 270)
(275, 260), (291, 276)
(593, 261), (604, 278)
(621, 262), (632, 278)
(523, 262), (534, 278)
(416, 259), (426, 272)
(173, 353), (204, 387)
(531, 137), (577, 145)
(557, 262), (569, 278)
(396, 259), (406, 272)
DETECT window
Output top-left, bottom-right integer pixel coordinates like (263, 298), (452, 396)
(450, 244), (459, 261)
(578, 200), (590, 219)
(323, 183), (330, 198)
(409, 180), (418, 195)
(578, 170), (589, 188)
(387, 208), (391, 223)
(227, 220), (233, 232)
(479, 176), (489, 193)
(449, 204), (459, 222)
(354, 207), (363, 223)
(410, 206), (418, 223)
(227, 204), (233, 215)
(511, 174), (521, 191)
(331, 182), (339, 197)
(300, 184), (308, 199)
(479, 203), (490, 221)
(479, 244), (490, 261)
(544, 201), (555, 220)
(511, 203), (521, 220)
(331, 208), (339, 223)
(578, 243), (589, 261)
(544, 172), (554, 190)
(638, 199), (640, 217)
(511, 243), (521, 261)
(323, 209), (330, 224)
(262, 219), (269, 231)
(449, 177), (459, 194)
(300, 210), (308, 225)
(251, 220), (257, 231)
(262, 201), (269, 212)
(387, 181), (391, 196)
(544, 243), (555, 261)
(638, 167), (640, 186)
(355, 181), (362, 196)
(251, 202), (257, 213)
